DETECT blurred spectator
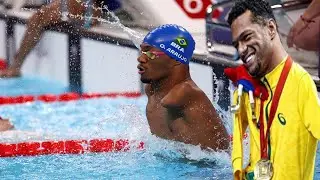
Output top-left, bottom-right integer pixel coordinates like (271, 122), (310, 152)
(0, 0), (122, 77)
(287, 0), (320, 51)
(8, 0), (25, 10)
(1, 0), (43, 9)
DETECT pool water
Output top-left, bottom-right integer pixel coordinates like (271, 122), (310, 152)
(0, 151), (230, 180)
(0, 76), (68, 96)
(0, 96), (233, 179)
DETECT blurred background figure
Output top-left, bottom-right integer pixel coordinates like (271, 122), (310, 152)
(0, 0), (122, 78)
(287, 0), (320, 51)
(8, 0), (26, 10)
(1, 0), (45, 10)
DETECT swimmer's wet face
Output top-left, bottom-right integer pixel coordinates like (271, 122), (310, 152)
(137, 44), (176, 83)
(228, 0), (277, 78)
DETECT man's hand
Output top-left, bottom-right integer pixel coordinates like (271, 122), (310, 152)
(0, 118), (14, 132)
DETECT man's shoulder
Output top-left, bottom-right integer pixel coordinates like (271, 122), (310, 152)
(290, 61), (318, 93)
(161, 80), (203, 108)
(291, 61), (310, 77)
(171, 80), (202, 96)
(291, 62), (317, 84)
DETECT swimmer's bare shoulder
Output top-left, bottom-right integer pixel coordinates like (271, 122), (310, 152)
(161, 79), (224, 128)
(161, 79), (200, 108)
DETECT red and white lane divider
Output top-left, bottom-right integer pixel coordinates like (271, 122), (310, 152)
(0, 138), (145, 157)
(0, 92), (142, 105)
(0, 134), (246, 158)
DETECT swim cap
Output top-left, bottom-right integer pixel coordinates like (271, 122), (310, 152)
(142, 24), (195, 64)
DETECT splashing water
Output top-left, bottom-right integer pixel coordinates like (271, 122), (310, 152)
(117, 102), (232, 164)
(95, 9), (145, 49)
(79, 3), (146, 49)
(0, 97), (233, 171)
(20, 2), (146, 49)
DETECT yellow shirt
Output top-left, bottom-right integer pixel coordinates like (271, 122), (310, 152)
(232, 57), (320, 180)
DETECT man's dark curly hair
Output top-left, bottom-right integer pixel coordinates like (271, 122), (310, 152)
(227, 0), (277, 28)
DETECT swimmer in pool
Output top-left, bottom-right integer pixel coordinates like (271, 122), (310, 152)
(137, 24), (230, 151)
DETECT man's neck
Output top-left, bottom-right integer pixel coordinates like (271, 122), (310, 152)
(151, 73), (190, 94)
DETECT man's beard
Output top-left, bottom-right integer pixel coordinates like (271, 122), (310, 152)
(248, 52), (265, 78)
(248, 63), (261, 78)
(141, 77), (151, 83)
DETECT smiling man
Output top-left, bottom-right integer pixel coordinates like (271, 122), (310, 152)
(227, 0), (320, 180)
(137, 24), (229, 151)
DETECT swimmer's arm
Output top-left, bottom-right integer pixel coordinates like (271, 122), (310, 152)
(161, 83), (192, 108)
(10, 0), (102, 71)
(161, 84), (199, 144)
(167, 118), (194, 144)
(11, 0), (62, 71)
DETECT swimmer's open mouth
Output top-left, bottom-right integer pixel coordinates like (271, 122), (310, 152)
(137, 65), (145, 74)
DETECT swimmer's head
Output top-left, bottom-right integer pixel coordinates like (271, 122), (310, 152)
(141, 24), (195, 65)
(137, 24), (195, 83)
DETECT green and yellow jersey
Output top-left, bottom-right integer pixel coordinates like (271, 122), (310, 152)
(232, 56), (320, 180)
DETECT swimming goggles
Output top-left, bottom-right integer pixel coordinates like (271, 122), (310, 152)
(140, 51), (165, 60)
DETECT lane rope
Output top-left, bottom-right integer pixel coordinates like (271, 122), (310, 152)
(0, 92), (142, 105)
(0, 138), (144, 157)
